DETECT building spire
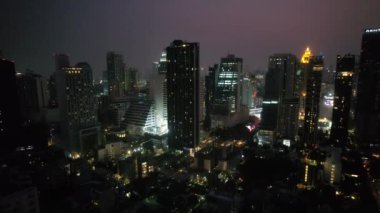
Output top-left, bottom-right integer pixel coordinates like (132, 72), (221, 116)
(301, 47), (313, 64)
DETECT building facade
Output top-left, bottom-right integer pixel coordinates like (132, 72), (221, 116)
(355, 28), (380, 146)
(208, 55), (249, 129)
(16, 71), (49, 122)
(303, 56), (324, 146)
(149, 51), (168, 136)
(297, 47), (313, 124)
(204, 64), (218, 130)
(330, 54), (356, 147)
(56, 59), (100, 153)
(166, 40), (200, 150)
(213, 54), (243, 115)
(0, 59), (20, 154)
(107, 52), (127, 98)
(260, 54), (299, 143)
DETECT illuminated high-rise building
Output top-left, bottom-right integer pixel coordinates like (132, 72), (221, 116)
(303, 55), (324, 146)
(330, 54), (356, 147)
(209, 55), (250, 128)
(355, 28), (380, 146)
(149, 51), (168, 136)
(213, 54), (243, 114)
(297, 47), (313, 123)
(166, 40), (199, 150)
(260, 54), (298, 143)
(56, 60), (100, 153)
(122, 98), (156, 136)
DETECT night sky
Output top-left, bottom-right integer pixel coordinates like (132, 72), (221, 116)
(1, 0), (379, 79)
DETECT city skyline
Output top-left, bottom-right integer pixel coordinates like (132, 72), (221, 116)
(2, 2), (380, 212)
(1, 0), (380, 78)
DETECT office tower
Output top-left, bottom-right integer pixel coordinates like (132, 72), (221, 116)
(355, 28), (380, 146)
(303, 56), (324, 146)
(297, 47), (313, 123)
(56, 60), (100, 153)
(16, 70), (49, 122)
(241, 75), (254, 109)
(107, 52), (126, 98)
(330, 55), (356, 147)
(149, 51), (168, 135)
(213, 54), (243, 114)
(260, 54), (298, 143)
(0, 59), (20, 154)
(159, 51), (168, 124)
(204, 64), (218, 130)
(209, 55), (249, 128)
(199, 77), (206, 122)
(166, 40), (199, 150)
(279, 98), (300, 141)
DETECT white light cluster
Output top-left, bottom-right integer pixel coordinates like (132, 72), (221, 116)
(263, 100), (278, 104)
(365, 28), (380, 33)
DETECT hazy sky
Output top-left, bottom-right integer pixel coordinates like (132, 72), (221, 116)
(1, 0), (380, 79)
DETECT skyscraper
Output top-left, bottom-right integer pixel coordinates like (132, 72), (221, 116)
(213, 54), (243, 115)
(149, 51), (168, 136)
(303, 56), (324, 146)
(330, 55), (356, 147)
(279, 98), (300, 141)
(204, 64), (218, 130)
(297, 47), (313, 123)
(241, 74), (254, 109)
(260, 54), (298, 143)
(56, 59), (100, 153)
(166, 40), (199, 150)
(0, 59), (20, 154)
(355, 28), (380, 146)
(208, 54), (250, 128)
(107, 52), (126, 98)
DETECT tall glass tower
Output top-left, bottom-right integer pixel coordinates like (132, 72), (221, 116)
(213, 54), (243, 114)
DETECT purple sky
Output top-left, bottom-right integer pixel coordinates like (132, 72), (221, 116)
(1, 0), (380, 79)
